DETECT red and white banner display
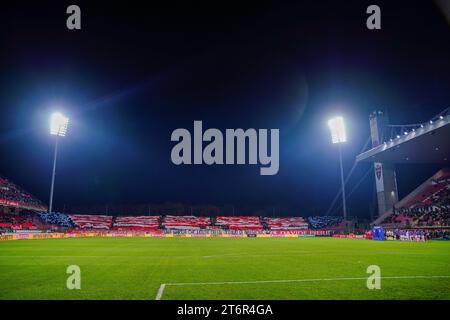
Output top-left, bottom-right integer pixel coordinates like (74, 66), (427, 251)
(114, 216), (159, 229)
(263, 217), (309, 230)
(162, 215), (210, 230)
(215, 216), (263, 230)
(69, 215), (112, 229)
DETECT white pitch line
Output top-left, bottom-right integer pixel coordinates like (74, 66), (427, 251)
(155, 284), (166, 300)
(155, 275), (450, 299)
(166, 275), (450, 286)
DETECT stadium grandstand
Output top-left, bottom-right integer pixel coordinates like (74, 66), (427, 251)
(380, 168), (450, 228)
(2, 106), (450, 237)
(0, 212), (37, 232)
(356, 108), (450, 229)
(0, 174), (353, 235)
(0, 175), (46, 212)
(0, 210), (349, 235)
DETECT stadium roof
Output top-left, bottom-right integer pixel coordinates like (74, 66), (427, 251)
(356, 115), (450, 164)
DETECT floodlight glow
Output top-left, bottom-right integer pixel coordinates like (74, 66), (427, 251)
(439, 115), (444, 119)
(50, 112), (69, 137)
(328, 116), (347, 144)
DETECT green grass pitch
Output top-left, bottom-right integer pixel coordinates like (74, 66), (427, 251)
(0, 237), (449, 300)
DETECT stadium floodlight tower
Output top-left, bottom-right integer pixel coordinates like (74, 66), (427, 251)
(328, 116), (348, 219)
(48, 112), (69, 213)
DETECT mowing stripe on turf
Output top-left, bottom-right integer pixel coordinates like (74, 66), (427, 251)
(154, 275), (450, 300)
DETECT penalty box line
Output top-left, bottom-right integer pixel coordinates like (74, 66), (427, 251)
(154, 275), (450, 300)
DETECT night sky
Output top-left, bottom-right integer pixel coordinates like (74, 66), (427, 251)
(1, 1), (449, 217)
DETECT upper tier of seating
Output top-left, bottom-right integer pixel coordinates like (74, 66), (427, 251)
(69, 214), (112, 229)
(215, 216), (263, 230)
(403, 171), (450, 208)
(263, 217), (309, 230)
(162, 215), (210, 229)
(0, 176), (46, 211)
(383, 170), (450, 227)
(113, 216), (160, 230)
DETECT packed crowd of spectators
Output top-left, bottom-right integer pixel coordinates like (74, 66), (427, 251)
(385, 206), (450, 227)
(20, 212), (351, 232)
(308, 216), (343, 229)
(0, 177), (46, 211)
(426, 229), (450, 240)
(426, 184), (450, 207)
(383, 181), (450, 227)
(0, 213), (37, 232)
(38, 212), (73, 228)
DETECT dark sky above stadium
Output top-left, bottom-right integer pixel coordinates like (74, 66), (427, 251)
(0, 1), (449, 216)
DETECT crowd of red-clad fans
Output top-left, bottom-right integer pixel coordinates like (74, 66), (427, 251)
(0, 177), (46, 211)
(0, 213), (37, 231)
